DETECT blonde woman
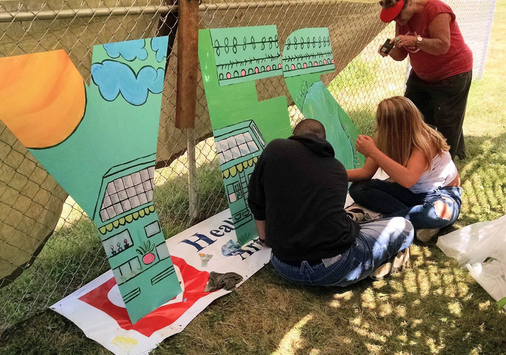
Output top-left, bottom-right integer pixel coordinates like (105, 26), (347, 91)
(347, 96), (462, 242)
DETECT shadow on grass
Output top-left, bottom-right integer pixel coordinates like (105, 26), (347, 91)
(453, 133), (506, 227)
(288, 244), (506, 354)
(154, 132), (506, 355)
(155, 160), (228, 238)
(0, 217), (109, 335)
(155, 243), (506, 355)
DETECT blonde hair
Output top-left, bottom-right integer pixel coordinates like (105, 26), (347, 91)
(374, 96), (449, 169)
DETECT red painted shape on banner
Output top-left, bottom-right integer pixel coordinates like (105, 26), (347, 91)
(79, 256), (211, 337)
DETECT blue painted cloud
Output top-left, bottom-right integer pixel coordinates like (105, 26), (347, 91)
(104, 39), (148, 61)
(91, 61), (165, 106)
(150, 36), (169, 63)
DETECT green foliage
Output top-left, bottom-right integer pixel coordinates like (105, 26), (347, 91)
(346, 108), (376, 137)
(330, 57), (377, 91)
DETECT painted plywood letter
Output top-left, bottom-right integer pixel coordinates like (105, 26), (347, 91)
(0, 37), (181, 324)
(199, 26), (293, 245)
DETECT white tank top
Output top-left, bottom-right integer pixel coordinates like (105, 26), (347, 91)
(409, 151), (458, 193)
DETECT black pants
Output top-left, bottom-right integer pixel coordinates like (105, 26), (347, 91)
(405, 70), (472, 160)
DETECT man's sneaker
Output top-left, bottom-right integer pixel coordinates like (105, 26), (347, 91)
(391, 248), (410, 273)
(345, 203), (382, 224)
(416, 228), (440, 243)
(363, 209), (383, 223)
(370, 261), (392, 280)
(345, 205), (366, 222)
(370, 248), (410, 280)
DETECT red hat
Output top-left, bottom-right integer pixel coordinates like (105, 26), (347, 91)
(380, 0), (405, 22)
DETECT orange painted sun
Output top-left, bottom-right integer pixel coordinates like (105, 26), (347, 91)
(0, 50), (85, 148)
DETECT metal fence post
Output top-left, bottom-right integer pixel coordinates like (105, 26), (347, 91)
(186, 128), (198, 221)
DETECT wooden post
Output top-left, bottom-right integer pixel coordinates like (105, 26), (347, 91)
(176, 0), (200, 221)
(175, 0), (199, 130)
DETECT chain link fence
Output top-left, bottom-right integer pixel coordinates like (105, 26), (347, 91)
(0, 0), (496, 337)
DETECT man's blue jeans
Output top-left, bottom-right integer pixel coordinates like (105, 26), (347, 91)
(349, 179), (462, 230)
(270, 217), (414, 287)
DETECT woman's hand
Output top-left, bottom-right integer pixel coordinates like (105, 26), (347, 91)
(355, 134), (378, 157)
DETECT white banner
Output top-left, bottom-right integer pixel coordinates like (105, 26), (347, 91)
(51, 209), (270, 354)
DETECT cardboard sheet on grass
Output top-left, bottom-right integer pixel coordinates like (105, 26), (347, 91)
(51, 209), (269, 355)
(437, 215), (506, 310)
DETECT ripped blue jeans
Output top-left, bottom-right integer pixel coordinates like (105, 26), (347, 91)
(270, 217), (414, 287)
(349, 179), (462, 230)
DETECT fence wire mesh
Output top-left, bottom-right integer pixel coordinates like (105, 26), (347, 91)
(0, 0), (496, 338)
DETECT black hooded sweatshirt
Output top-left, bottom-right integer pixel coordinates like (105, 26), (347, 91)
(248, 134), (360, 261)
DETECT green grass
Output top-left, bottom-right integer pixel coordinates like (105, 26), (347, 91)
(0, 161), (228, 354)
(155, 160), (228, 237)
(2, 3), (506, 355)
(0, 217), (108, 330)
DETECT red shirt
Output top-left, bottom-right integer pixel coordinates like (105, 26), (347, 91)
(396, 0), (473, 82)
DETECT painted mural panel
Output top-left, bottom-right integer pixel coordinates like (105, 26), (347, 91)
(214, 120), (266, 240)
(210, 26), (282, 86)
(199, 26), (293, 245)
(0, 37), (181, 324)
(199, 26), (364, 246)
(282, 28), (364, 170)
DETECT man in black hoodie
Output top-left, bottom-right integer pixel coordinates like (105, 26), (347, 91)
(248, 119), (414, 286)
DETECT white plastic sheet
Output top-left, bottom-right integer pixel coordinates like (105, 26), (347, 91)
(437, 215), (506, 309)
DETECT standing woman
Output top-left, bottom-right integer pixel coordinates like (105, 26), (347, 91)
(378, 0), (473, 160)
(347, 96), (462, 242)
